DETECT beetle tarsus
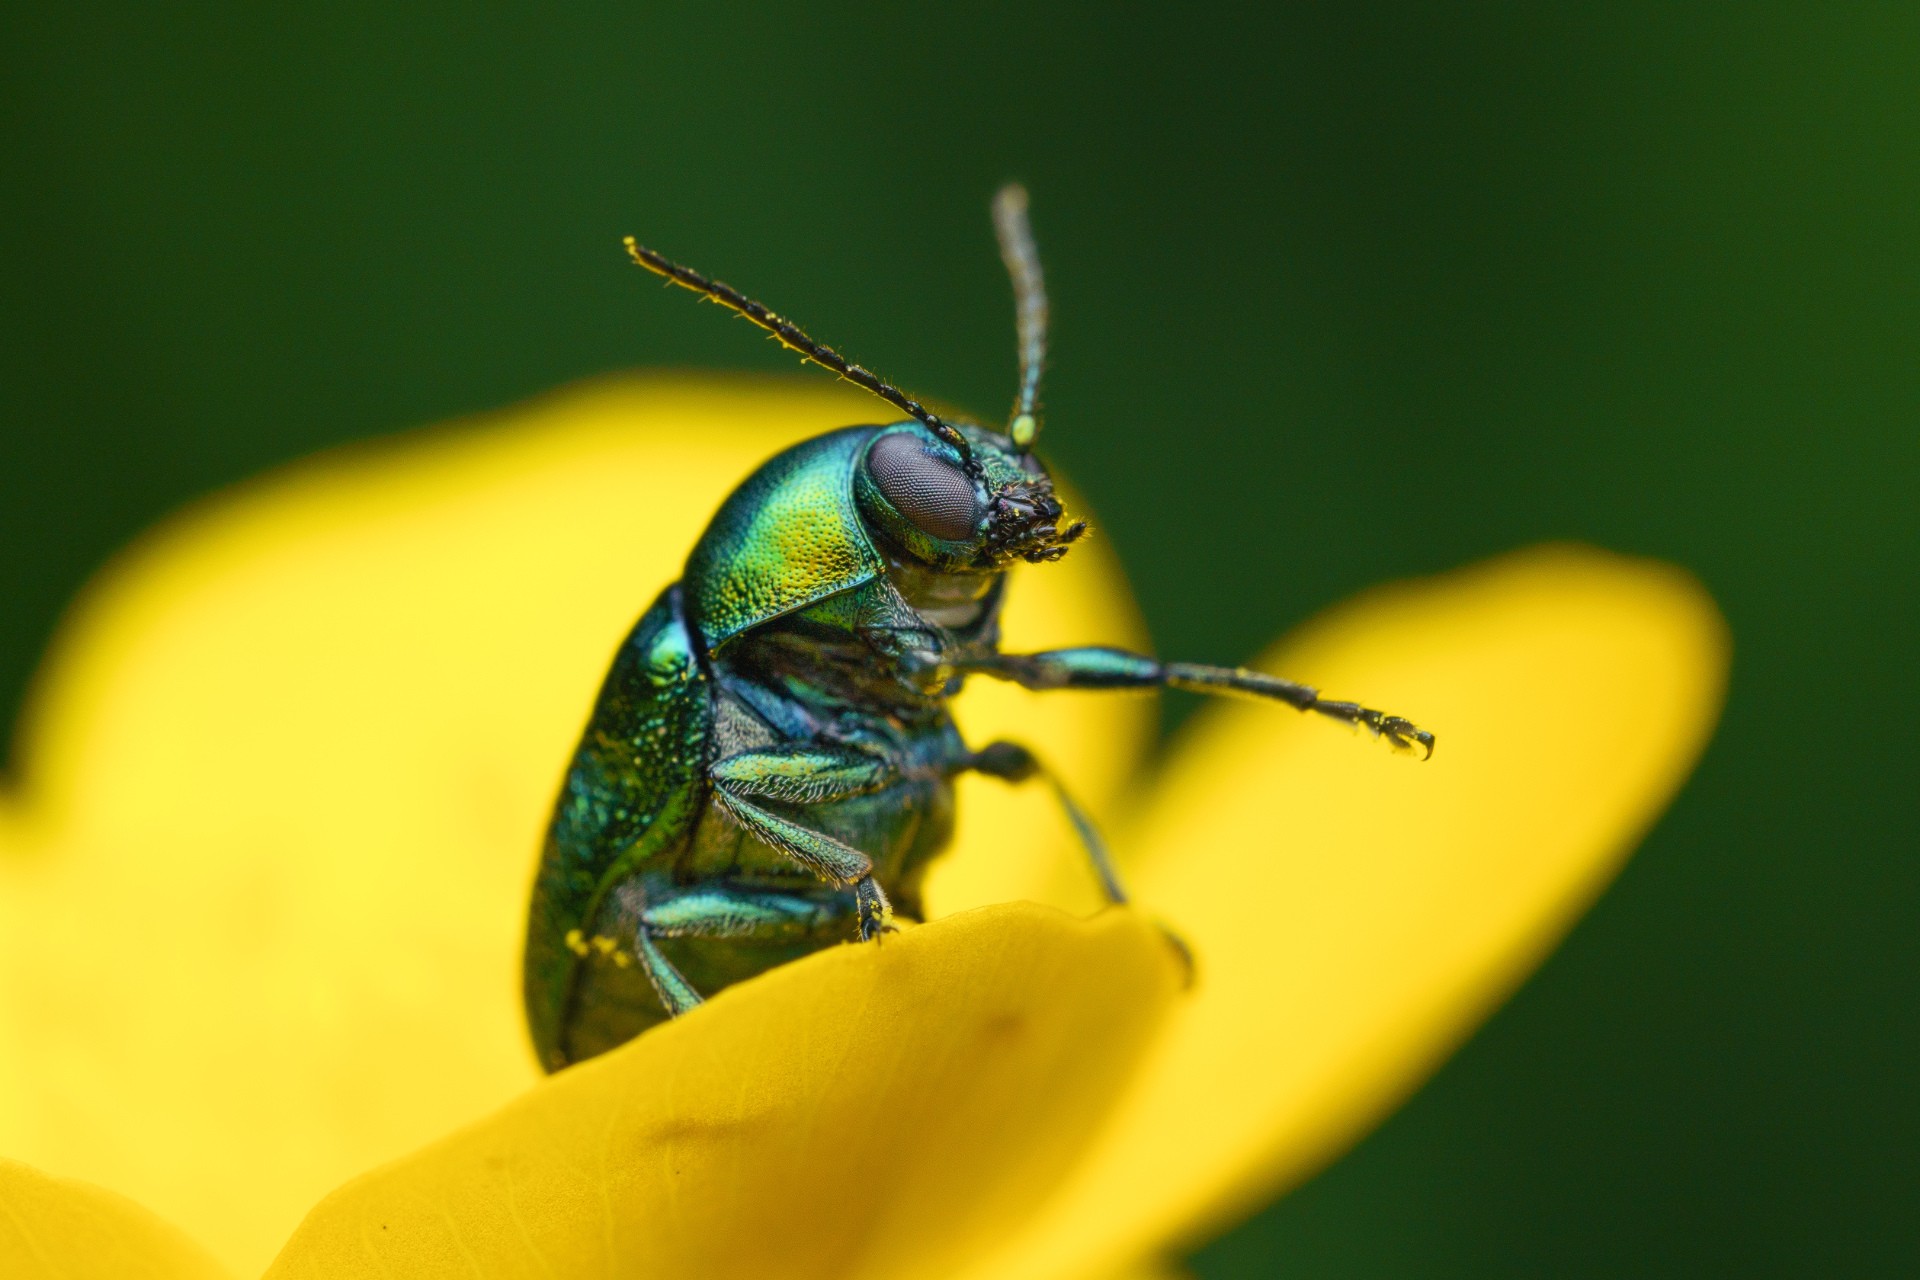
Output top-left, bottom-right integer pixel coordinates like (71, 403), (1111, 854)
(854, 875), (896, 942)
(1323, 702), (1436, 760)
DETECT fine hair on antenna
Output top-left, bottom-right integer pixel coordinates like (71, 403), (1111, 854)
(622, 236), (974, 466)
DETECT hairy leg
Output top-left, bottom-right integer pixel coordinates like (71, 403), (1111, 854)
(958, 647), (1433, 757)
(635, 886), (854, 1015)
(709, 744), (900, 940)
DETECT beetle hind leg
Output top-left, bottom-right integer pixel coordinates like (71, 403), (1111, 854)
(632, 925), (702, 1016)
(637, 887), (854, 1017)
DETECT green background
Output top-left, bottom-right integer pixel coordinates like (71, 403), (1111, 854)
(5, 5), (1913, 1274)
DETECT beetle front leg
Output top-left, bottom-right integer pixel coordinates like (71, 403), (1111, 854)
(709, 745), (900, 940)
(960, 647), (1435, 758)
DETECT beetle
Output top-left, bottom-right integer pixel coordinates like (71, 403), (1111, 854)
(523, 186), (1432, 1071)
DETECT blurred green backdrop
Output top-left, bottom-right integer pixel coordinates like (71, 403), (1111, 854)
(4, 4), (1914, 1275)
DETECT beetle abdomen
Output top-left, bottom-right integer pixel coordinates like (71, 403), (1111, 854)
(523, 584), (712, 1069)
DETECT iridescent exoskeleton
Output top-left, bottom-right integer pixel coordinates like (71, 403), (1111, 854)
(523, 188), (1432, 1071)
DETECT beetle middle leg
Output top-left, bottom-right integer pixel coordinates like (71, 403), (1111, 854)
(963, 740), (1128, 905)
(963, 739), (1195, 984)
(708, 744), (901, 941)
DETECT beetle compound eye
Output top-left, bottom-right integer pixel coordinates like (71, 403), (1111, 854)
(866, 433), (982, 541)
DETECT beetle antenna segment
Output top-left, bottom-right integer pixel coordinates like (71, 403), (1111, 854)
(992, 184), (1048, 451)
(623, 236), (974, 465)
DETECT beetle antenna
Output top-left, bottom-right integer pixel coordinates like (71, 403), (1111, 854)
(992, 184), (1047, 451)
(623, 236), (974, 465)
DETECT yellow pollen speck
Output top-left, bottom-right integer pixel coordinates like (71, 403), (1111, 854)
(564, 929), (589, 957)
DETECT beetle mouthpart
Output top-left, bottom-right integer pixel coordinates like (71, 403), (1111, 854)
(982, 480), (1088, 565)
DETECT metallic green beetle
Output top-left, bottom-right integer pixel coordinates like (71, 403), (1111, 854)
(523, 187), (1433, 1071)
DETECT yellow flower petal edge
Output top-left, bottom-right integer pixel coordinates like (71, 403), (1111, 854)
(0, 1158), (233, 1280)
(261, 903), (1182, 1280)
(966, 546), (1730, 1280)
(0, 375), (1151, 1275)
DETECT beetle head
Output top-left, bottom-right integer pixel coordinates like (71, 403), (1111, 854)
(855, 422), (1086, 572)
(626, 182), (1077, 576)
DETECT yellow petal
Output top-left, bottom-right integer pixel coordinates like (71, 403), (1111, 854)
(263, 904), (1180, 1280)
(0, 376), (1149, 1275)
(962, 546), (1729, 1280)
(0, 1158), (232, 1280)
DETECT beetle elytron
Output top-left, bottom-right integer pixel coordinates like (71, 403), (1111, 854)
(523, 186), (1432, 1070)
